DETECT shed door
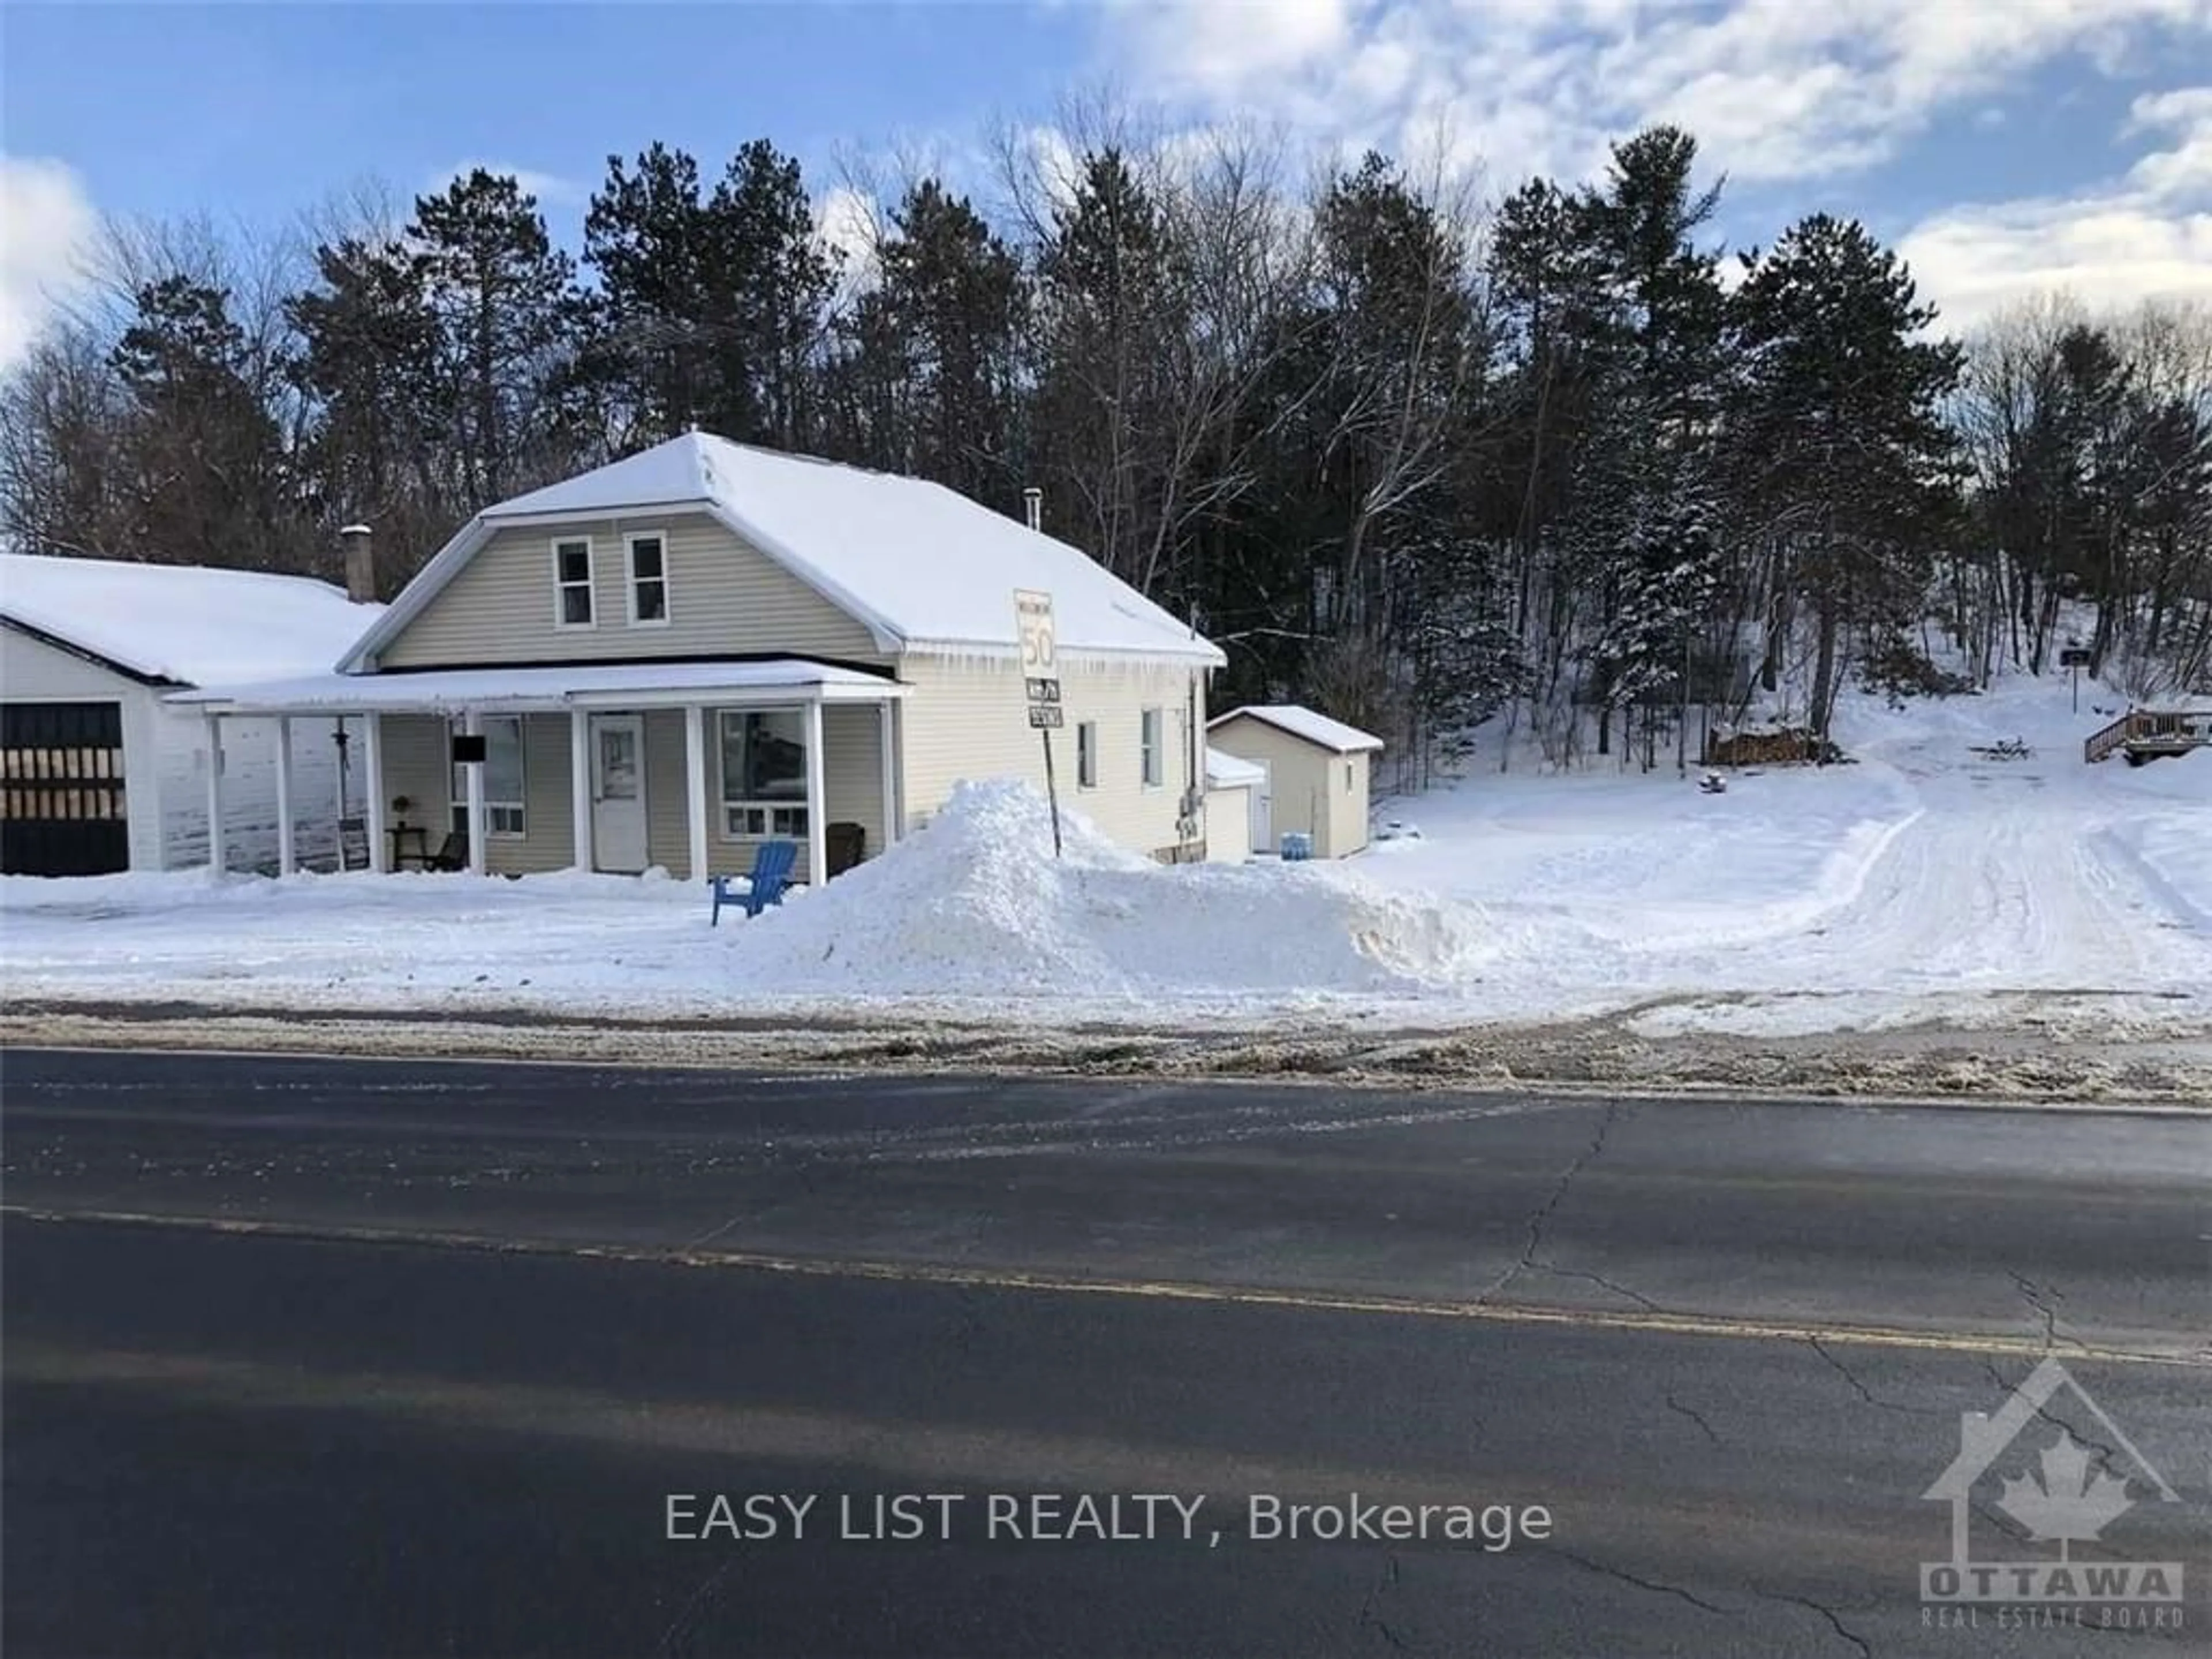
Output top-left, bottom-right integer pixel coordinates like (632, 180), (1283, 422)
(1, 701), (128, 875)
(1249, 759), (1271, 854)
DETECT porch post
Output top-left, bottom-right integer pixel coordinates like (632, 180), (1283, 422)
(273, 715), (296, 876)
(877, 698), (900, 846)
(569, 707), (592, 872)
(364, 713), (388, 873)
(804, 696), (827, 885)
(683, 703), (709, 883)
(202, 712), (227, 873)
(463, 707), (488, 876)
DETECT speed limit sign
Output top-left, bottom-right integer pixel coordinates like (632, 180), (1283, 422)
(1014, 589), (1056, 680)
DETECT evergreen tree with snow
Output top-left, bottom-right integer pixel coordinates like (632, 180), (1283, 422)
(1727, 214), (1964, 738)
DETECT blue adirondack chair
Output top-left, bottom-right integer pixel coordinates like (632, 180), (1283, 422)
(709, 840), (798, 926)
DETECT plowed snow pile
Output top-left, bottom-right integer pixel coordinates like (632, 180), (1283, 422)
(726, 779), (1488, 1001)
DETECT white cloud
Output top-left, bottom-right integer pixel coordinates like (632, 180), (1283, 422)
(1116, 0), (1357, 100)
(815, 183), (882, 296)
(422, 161), (584, 207)
(1093, 0), (2212, 188)
(1899, 86), (2212, 334)
(0, 156), (99, 373)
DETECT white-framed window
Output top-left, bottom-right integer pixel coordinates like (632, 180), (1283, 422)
(451, 716), (526, 836)
(626, 532), (669, 626)
(1076, 721), (1098, 790)
(1345, 761), (1354, 792)
(1139, 707), (1164, 788)
(719, 709), (809, 838)
(551, 537), (594, 628)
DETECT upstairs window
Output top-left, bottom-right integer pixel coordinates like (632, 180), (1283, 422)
(627, 532), (669, 626)
(552, 538), (594, 628)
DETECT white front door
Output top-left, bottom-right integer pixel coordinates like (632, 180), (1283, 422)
(1249, 759), (1272, 854)
(590, 714), (649, 872)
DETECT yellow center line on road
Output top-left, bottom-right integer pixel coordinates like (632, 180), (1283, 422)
(5, 1203), (2203, 1369)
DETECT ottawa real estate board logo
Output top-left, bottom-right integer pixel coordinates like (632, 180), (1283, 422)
(1921, 1358), (2183, 1624)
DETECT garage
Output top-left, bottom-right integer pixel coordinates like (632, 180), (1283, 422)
(1, 700), (129, 875)
(1, 552), (382, 875)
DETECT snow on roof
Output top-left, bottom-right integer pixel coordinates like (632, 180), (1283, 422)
(172, 659), (903, 713)
(350, 433), (1222, 669)
(0, 552), (380, 687)
(1210, 704), (1384, 754)
(1205, 747), (1266, 788)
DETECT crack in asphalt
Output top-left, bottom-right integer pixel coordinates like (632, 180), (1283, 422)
(1664, 1392), (1723, 1446)
(653, 1554), (743, 1657)
(2005, 1270), (2082, 1353)
(1552, 1548), (1737, 1618)
(1480, 1100), (1624, 1305)
(1355, 1552), (1413, 1653)
(1529, 1259), (1665, 1311)
(1806, 1336), (1948, 1418)
(1979, 1358), (2126, 1476)
(1749, 1586), (1874, 1658)
(1971, 1497), (2033, 1548)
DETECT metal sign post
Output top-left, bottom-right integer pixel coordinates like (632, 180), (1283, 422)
(1016, 589), (1063, 857)
(2059, 646), (2092, 713)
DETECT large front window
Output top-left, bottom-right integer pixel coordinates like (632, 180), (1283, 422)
(719, 709), (809, 838)
(452, 716), (525, 836)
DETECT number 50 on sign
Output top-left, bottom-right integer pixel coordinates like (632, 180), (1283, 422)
(1015, 589), (1056, 677)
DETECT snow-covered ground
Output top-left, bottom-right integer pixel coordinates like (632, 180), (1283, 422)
(3, 673), (2206, 1041)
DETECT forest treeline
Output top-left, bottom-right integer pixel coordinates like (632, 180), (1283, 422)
(5, 116), (2207, 779)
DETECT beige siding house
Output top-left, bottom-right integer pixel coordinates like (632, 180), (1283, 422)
(179, 434), (1225, 884)
(1207, 705), (1383, 859)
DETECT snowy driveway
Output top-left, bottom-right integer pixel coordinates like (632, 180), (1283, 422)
(1359, 683), (2211, 1036)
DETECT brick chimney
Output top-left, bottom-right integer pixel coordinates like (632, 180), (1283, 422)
(339, 524), (376, 603)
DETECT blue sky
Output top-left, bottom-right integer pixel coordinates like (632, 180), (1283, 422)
(3, 1), (2209, 357)
(3, 4), (1085, 229)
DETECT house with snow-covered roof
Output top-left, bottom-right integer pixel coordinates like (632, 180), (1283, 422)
(1207, 704), (1384, 859)
(178, 433), (1228, 884)
(0, 552), (382, 875)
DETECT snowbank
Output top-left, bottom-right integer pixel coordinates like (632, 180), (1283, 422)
(726, 779), (1488, 1000)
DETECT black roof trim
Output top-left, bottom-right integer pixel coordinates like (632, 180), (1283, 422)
(0, 615), (189, 689)
(368, 649), (899, 683)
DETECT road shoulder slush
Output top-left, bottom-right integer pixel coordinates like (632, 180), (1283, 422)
(4, 997), (2208, 1108)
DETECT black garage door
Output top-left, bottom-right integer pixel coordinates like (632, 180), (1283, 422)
(2, 701), (129, 876)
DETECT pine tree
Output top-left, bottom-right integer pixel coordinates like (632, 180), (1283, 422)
(1729, 214), (1964, 736)
(875, 179), (1027, 502)
(583, 142), (713, 441)
(109, 275), (295, 567)
(702, 140), (836, 449)
(286, 234), (444, 539)
(411, 169), (580, 502)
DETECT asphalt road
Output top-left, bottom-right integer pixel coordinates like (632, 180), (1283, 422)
(4, 1048), (2207, 1657)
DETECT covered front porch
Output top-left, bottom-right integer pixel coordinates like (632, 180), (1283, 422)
(173, 660), (908, 888)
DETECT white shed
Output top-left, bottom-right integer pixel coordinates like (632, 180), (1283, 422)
(1206, 704), (1383, 858)
(0, 554), (380, 876)
(1202, 746), (1266, 863)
